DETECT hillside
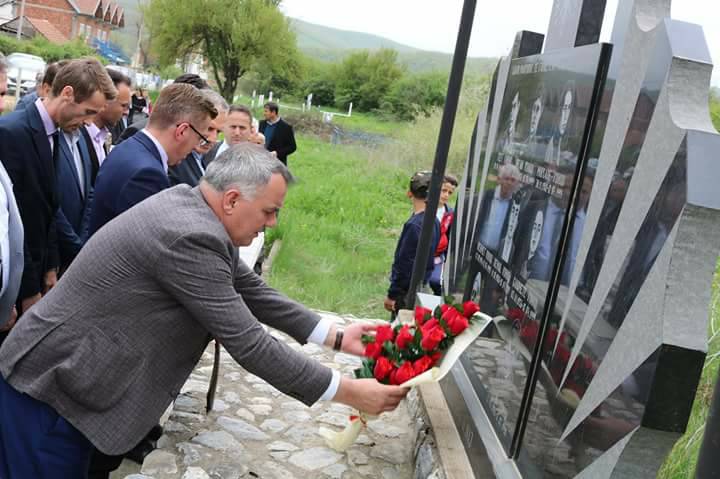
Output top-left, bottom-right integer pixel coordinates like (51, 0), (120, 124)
(109, 2), (496, 75)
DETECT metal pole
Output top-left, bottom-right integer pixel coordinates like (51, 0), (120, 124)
(16, 0), (26, 41)
(404, 0), (477, 309)
(696, 369), (720, 478)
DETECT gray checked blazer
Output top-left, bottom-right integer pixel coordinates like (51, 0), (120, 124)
(0, 185), (332, 454)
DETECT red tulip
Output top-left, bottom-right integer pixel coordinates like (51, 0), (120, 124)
(364, 342), (382, 360)
(375, 325), (395, 345)
(395, 325), (414, 350)
(414, 306), (432, 327)
(373, 356), (393, 381)
(394, 361), (417, 385)
(421, 325), (445, 351)
(462, 301), (480, 319)
(413, 356), (434, 375)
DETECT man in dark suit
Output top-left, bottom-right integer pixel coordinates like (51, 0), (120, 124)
(0, 58), (116, 315)
(55, 128), (94, 272)
(83, 68), (132, 186)
(259, 101), (296, 165)
(0, 144), (408, 477)
(89, 83), (217, 236)
(169, 89), (228, 187)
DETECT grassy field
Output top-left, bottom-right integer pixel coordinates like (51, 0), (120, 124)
(659, 261), (720, 478)
(265, 135), (413, 319)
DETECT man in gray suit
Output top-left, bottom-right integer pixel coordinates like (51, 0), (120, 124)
(0, 54), (24, 341)
(0, 144), (407, 477)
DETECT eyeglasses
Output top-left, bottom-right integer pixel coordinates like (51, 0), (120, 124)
(179, 122), (210, 147)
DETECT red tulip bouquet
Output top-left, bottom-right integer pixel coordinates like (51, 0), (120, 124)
(321, 299), (490, 452)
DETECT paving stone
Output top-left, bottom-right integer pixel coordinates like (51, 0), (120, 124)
(317, 412), (349, 427)
(182, 466), (211, 479)
(267, 440), (299, 452)
(347, 449), (369, 466)
(123, 475), (155, 479)
(208, 464), (248, 479)
(217, 416), (270, 441)
(367, 420), (406, 438)
(164, 420), (191, 433)
(257, 461), (297, 479)
(381, 466), (398, 479)
(176, 442), (202, 465)
(283, 410), (313, 422)
(191, 431), (241, 451)
(260, 418), (287, 433)
(234, 408), (256, 423)
(250, 396), (274, 404)
(322, 463), (348, 479)
(252, 383), (280, 395)
(334, 353), (362, 366)
(141, 450), (177, 475)
(223, 371), (243, 382)
(288, 447), (343, 471)
(356, 435), (375, 446)
(370, 440), (411, 464)
(270, 451), (290, 461)
(283, 424), (318, 443)
(280, 401), (306, 410)
(175, 394), (203, 413)
(248, 404), (272, 416)
(355, 465), (376, 476)
(210, 399), (228, 412)
(181, 379), (210, 394)
(223, 392), (240, 403)
(171, 411), (206, 424)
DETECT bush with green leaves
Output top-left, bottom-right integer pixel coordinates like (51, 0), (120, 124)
(334, 48), (403, 112)
(0, 36), (99, 63)
(381, 71), (447, 121)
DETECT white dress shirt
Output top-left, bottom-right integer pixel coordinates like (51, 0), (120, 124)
(0, 174), (9, 297)
(86, 123), (111, 166)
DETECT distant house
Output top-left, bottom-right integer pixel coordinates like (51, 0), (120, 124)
(0, 15), (69, 43)
(0, 0), (124, 44)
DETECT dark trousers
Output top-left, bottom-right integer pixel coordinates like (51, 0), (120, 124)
(0, 375), (93, 478)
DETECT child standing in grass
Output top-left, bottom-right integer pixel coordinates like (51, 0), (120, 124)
(384, 171), (440, 318)
(429, 174), (458, 295)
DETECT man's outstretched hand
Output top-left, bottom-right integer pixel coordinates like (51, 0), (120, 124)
(341, 322), (380, 356)
(334, 377), (409, 415)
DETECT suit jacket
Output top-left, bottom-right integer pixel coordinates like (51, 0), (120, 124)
(89, 131), (169, 236)
(0, 103), (59, 301)
(201, 141), (223, 168)
(109, 118), (127, 146)
(168, 152), (204, 187)
(0, 185), (331, 454)
(14, 91), (39, 112)
(0, 164), (24, 328)
(79, 125), (104, 186)
(259, 118), (296, 165)
(56, 131), (94, 269)
(117, 116), (149, 145)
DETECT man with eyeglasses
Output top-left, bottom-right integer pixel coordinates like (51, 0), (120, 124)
(88, 83), (217, 237)
(169, 89), (229, 187)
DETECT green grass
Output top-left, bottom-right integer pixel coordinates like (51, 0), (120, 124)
(266, 135), (413, 318)
(659, 260), (720, 478)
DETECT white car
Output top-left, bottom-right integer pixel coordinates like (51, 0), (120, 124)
(6, 53), (46, 95)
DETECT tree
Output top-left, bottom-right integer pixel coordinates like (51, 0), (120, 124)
(144, 0), (300, 101)
(382, 71), (447, 121)
(334, 49), (403, 112)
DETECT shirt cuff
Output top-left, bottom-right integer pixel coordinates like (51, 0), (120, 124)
(306, 317), (333, 345)
(318, 369), (341, 401)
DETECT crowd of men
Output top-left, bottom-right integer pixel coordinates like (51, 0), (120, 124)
(0, 55), (405, 478)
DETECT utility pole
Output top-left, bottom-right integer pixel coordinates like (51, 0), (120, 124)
(16, 0), (26, 40)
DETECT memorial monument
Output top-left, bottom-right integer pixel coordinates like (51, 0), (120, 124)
(441, 0), (720, 477)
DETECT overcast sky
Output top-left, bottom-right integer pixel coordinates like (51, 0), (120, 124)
(281, 0), (720, 86)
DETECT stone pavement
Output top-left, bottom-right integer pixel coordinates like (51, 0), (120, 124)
(112, 312), (414, 479)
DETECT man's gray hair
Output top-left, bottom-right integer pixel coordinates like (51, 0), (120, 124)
(0, 53), (7, 75)
(202, 89), (229, 115)
(203, 143), (293, 199)
(498, 163), (521, 180)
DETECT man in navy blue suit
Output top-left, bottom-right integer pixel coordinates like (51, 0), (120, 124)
(0, 58), (116, 315)
(89, 83), (218, 235)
